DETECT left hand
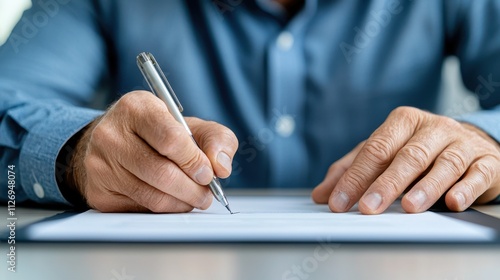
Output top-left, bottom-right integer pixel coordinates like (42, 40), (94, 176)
(312, 106), (500, 214)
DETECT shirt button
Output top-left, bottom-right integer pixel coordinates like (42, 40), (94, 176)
(275, 115), (295, 137)
(33, 182), (45, 199)
(276, 31), (294, 51)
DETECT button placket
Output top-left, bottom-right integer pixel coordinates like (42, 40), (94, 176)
(266, 29), (308, 187)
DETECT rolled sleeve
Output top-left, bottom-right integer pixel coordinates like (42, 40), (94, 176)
(0, 0), (106, 206)
(17, 105), (102, 206)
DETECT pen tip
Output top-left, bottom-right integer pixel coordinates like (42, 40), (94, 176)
(225, 205), (234, 214)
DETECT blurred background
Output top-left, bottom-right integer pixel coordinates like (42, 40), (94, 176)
(0, 0), (478, 116)
(0, 0), (31, 45)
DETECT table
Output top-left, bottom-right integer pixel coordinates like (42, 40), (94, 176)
(2, 191), (499, 280)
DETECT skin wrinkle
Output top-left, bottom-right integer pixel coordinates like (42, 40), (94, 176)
(398, 146), (430, 173)
(313, 106), (500, 214)
(67, 91), (234, 213)
(66, 88), (500, 214)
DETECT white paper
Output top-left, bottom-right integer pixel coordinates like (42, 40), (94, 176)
(25, 196), (496, 242)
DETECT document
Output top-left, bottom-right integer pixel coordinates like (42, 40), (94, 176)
(23, 196), (497, 242)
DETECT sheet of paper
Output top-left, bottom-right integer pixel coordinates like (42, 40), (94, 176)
(24, 196), (496, 242)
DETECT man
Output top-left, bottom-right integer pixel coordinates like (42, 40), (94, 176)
(1, 0), (499, 214)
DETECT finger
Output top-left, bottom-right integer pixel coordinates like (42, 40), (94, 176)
(89, 192), (150, 213)
(330, 107), (423, 212)
(359, 126), (450, 214)
(401, 143), (472, 213)
(116, 133), (213, 210)
(117, 167), (195, 213)
(445, 157), (497, 211)
(119, 91), (214, 185)
(311, 142), (364, 204)
(85, 155), (195, 213)
(188, 118), (239, 179)
(83, 156), (155, 213)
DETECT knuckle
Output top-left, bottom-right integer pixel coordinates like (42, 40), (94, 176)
(154, 161), (179, 187)
(196, 121), (215, 139)
(392, 106), (413, 116)
(473, 160), (494, 187)
(178, 150), (205, 172)
(213, 122), (236, 138)
(221, 129), (239, 152)
(376, 173), (402, 196)
(363, 138), (393, 165)
(438, 149), (468, 177)
(342, 167), (367, 192)
(118, 92), (142, 113)
(117, 91), (156, 118)
(422, 176), (443, 198)
(460, 180), (477, 201)
(198, 121), (239, 151)
(398, 144), (430, 171)
(391, 106), (417, 119)
(205, 120), (219, 128)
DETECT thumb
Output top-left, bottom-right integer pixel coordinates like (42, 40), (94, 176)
(187, 118), (239, 179)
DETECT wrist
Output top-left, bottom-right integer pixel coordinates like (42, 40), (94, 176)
(461, 122), (500, 150)
(56, 128), (88, 209)
(57, 116), (101, 209)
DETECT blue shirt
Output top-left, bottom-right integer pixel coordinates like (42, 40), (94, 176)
(1, 0), (500, 206)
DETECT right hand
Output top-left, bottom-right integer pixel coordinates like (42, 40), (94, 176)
(69, 91), (238, 213)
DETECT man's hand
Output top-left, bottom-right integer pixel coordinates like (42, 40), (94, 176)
(69, 91), (238, 213)
(312, 106), (500, 214)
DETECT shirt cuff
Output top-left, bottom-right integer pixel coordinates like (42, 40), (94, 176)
(19, 106), (102, 206)
(456, 107), (500, 143)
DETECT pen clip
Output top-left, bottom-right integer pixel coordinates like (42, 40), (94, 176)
(136, 52), (183, 112)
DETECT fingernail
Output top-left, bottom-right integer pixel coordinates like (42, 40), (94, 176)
(194, 165), (212, 184)
(454, 192), (466, 210)
(407, 190), (427, 210)
(331, 191), (350, 211)
(217, 152), (232, 172)
(363, 192), (382, 212)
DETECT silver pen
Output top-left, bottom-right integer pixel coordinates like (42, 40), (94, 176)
(136, 52), (233, 214)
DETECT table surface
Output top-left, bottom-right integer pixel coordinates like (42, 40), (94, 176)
(2, 190), (500, 280)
